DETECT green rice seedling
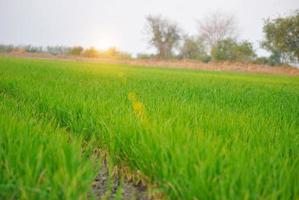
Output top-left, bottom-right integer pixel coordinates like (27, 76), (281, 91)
(0, 93), (99, 199)
(0, 56), (298, 199)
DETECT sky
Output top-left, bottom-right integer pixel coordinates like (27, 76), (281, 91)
(0, 0), (298, 56)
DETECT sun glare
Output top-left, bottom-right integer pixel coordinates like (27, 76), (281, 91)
(93, 34), (117, 50)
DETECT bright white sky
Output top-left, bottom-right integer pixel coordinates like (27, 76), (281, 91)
(0, 0), (298, 56)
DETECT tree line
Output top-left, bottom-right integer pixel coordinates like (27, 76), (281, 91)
(0, 45), (132, 59)
(0, 10), (298, 66)
(142, 10), (299, 66)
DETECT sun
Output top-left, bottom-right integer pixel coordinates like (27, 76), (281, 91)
(96, 37), (115, 49)
(91, 31), (118, 50)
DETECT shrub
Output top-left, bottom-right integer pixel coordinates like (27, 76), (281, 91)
(69, 46), (84, 56)
(0, 44), (14, 53)
(201, 55), (212, 63)
(253, 57), (270, 65)
(101, 47), (132, 59)
(136, 53), (155, 59)
(47, 46), (71, 55)
(211, 39), (256, 62)
(179, 36), (210, 62)
(82, 47), (98, 58)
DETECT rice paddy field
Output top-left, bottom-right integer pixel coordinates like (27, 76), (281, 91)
(0, 56), (298, 199)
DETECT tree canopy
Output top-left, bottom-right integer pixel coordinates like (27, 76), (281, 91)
(145, 15), (182, 59)
(262, 11), (299, 63)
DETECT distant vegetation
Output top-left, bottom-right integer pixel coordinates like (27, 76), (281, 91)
(211, 39), (256, 62)
(0, 44), (132, 60)
(143, 10), (299, 66)
(261, 10), (299, 65)
(0, 10), (298, 66)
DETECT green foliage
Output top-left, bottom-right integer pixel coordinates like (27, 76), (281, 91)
(0, 44), (132, 59)
(47, 46), (70, 55)
(136, 53), (155, 59)
(69, 46), (84, 56)
(211, 39), (256, 62)
(236, 41), (256, 61)
(23, 45), (43, 53)
(82, 47), (98, 57)
(253, 56), (270, 65)
(0, 44), (14, 53)
(100, 47), (132, 59)
(0, 45), (44, 53)
(254, 52), (285, 66)
(145, 15), (182, 59)
(211, 39), (235, 61)
(262, 11), (299, 63)
(0, 94), (97, 199)
(179, 36), (210, 62)
(268, 50), (284, 66)
(71, 47), (132, 59)
(0, 57), (299, 199)
(200, 54), (212, 63)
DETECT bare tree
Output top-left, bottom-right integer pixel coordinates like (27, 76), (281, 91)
(145, 15), (182, 59)
(198, 11), (238, 51)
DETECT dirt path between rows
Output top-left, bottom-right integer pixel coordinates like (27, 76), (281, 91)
(91, 159), (150, 200)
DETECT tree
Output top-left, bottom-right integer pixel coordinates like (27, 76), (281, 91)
(0, 44), (14, 53)
(211, 39), (256, 62)
(136, 53), (155, 59)
(179, 35), (210, 62)
(69, 46), (83, 56)
(261, 10), (299, 63)
(145, 15), (182, 59)
(47, 46), (70, 55)
(254, 52), (283, 66)
(22, 45), (43, 53)
(198, 11), (237, 51)
(235, 41), (256, 62)
(82, 47), (98, 57)
(101, 47), (132, 59)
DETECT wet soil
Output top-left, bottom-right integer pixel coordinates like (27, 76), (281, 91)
(91, 159), (150, 200)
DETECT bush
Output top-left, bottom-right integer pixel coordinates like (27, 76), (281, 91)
(69, 46), (84, 56)
(22, 45), (43, 53)
(201, 55), (212, 63)
(211, 39), (237, 61)
(253, 52), (283, 66)
(136, 53), (155, 59)
(211, 39), (256, 62)
(47, 46), (71, 55)
(253, 57), (270, 65)
(179, 36), (211, 62)
(268, 51), (283, 66)
(0, 44), (14, 53)
(82, 47), (98, 58)
(101, 47), (132, 59)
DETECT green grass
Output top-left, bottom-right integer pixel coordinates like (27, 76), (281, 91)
(0, 56), (298, 199)
(0, 83), (98, 199)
